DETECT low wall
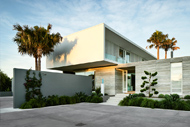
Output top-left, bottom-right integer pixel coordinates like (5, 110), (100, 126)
(13, 68), (92, 108)
(0, 92), (13, 96)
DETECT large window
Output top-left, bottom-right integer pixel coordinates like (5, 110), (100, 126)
(118, 48), (125, 63)
(126, 52), (130, 63)
(171, 63), (182, 94)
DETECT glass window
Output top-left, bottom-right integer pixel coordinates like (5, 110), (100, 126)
(126, 52), (130, 63)
(171, 63), (182, 94)
(119, 49), (124, 58)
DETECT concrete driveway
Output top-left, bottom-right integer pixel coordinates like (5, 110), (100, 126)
(1, 101), (190, 127)
(0, 96), (13, 109)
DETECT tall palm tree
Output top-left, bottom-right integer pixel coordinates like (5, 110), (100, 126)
(162, 37), (180, 59)
(162, 38), (171, 59)
(13, 24), (38, 70)
(147, 30), (167, 60)
(13, 24), (62, 71)
(170, 37), (180, 58)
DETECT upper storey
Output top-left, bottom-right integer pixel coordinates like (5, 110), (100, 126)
(46, 23), (156, 72)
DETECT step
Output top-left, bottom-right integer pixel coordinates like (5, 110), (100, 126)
(115, 94), (129, 97)
(100, 102), (119, 105)
(106, 100), (121, 103)
(100, 103), (118, 106)
(106, 98), (123, 102)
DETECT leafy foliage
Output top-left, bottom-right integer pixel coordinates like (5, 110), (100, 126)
(119, 94), (190, 111)
(0, 70), (12, 91)
(184, 95), (190, 99)
(140, 71), (159, 97)
(24, 69), (43, 101)
(75, 92), (88, 102)
(95, 87), (101, 95)
(20, 90), (103, 109)
(158, 94), (165, 98)
(13, 24), (62, 71)
(146, 30), (168, 60)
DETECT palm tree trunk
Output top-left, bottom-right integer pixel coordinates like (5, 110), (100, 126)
(35, 56), (38, 70)
(38, 57), (41, 71)
(157, 46), (159, 60)
(37, 48), (42, 71)
(165, 50), (167, 59)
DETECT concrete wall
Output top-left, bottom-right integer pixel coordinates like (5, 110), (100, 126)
(115, 70), (123, 94)
(93, 66), (123, 95)
(135, 56), (190, 96)
(94, 67), (116, 95)
(13, 68), (92, 108)
(0, 92), (12, 96)
(47, 23), (105, 68)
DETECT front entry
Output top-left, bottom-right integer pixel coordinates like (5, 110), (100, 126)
(122, 70), (135, 93)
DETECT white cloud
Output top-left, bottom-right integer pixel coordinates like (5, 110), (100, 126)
(1, 0), (190, 77)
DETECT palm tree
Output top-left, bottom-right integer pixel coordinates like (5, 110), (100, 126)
(147, 30), (167, 60)
(162, 39), (171, 59)
(13, 24), (62, 71)
(170, 37), (180, 58)
(13, 24), (38, 70)
(162, 37), (180, 59)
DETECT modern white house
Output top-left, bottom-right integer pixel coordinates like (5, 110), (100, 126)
(47, 23), (190, 96)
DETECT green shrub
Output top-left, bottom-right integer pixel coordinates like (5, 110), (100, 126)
(118, 93), (190, 111)
(73, 96), (80, 103)
(75, 92), (88, 102)
(184, 95), (190, 99)
(158, 100), (173, 109)
(95, 87), (101, 95)
(128, 97), (144, 106)
(70, 96), (77, 104)
(90, 96), (103, 103)
(132, 94), (139, 98)
(119, 97), (130, 106)
(20, 102), (32, 109)
(140, 99), (155, 108)
(173, 100), (190, 111)
(85, 96), (92, 102)
(46, 95), (59, 106)
(59, 96), (67, 105)
(63, 96), (71, 104)
(138, 93), (145, 97)
(158, 94), (165, 98)
(170, 94), (180, 101)
(20, 98), (46, 109)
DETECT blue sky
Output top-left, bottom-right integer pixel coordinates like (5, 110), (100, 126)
(0, 0), (190, 78)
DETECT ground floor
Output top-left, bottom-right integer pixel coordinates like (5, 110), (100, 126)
(76, 56), (190, 96)
(1, 97), (190, 127)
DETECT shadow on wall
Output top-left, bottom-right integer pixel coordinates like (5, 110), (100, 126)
(47, 38), (78, 66)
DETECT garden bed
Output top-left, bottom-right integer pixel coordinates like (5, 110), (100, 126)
(119, 93), (190, 111)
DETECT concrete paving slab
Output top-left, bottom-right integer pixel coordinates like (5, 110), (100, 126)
(0, 103), (190, 127)
(0, 96), (13, 108)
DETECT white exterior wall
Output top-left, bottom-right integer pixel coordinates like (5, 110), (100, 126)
(47, 23), (105, 68)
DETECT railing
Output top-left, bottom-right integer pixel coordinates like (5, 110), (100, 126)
(105, 54), (125, 64)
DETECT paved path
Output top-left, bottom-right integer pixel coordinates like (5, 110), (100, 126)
(1, 103), (190, 127)
(0, 97), (31, 113)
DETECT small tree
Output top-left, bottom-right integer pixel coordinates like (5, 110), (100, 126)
(140, 71), (159, 97)
(0, 70), (12, 91)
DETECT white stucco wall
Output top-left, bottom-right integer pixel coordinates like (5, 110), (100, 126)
(47, 23), (105, 68)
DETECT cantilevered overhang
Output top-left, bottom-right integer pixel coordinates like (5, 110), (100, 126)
(104, 24), (156, 60)
(47, 60), (117, 72)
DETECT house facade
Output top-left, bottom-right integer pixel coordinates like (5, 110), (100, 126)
(47, 23), (190, 96)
